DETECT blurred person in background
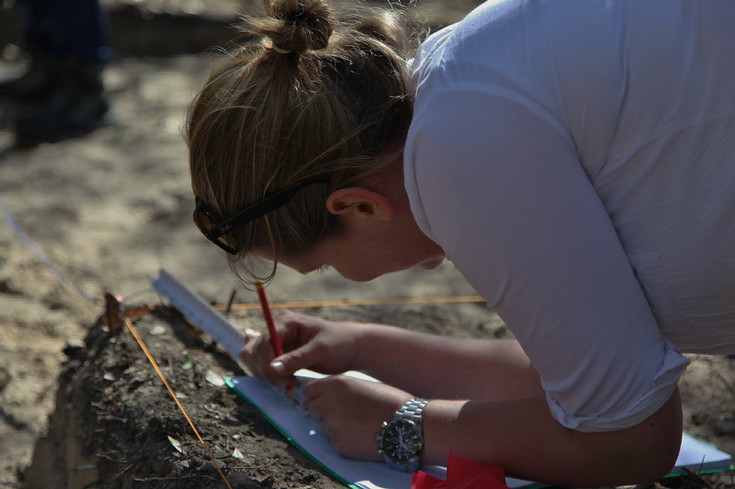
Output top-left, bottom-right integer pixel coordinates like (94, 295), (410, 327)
(0, 0), (110, 145)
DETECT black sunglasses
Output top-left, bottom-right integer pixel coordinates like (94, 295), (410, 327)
(193, 175), (330, 255)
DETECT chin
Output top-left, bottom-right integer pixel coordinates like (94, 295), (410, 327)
(340, 265), (396, 282)
(345, 271), (384, 282)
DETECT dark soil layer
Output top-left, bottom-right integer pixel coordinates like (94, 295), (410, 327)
(23, 309), (345, 489)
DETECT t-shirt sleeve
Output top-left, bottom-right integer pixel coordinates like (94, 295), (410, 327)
(404, 87), (689, 432)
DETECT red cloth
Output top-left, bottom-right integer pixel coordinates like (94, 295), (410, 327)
(411, 454), (510, 489)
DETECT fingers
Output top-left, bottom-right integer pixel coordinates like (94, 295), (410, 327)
(240, 330), (273, 380)
(270, 340), (325, 378)
(241, 309), (355, 385)
(301, 376), (409, 461)
(240, 311), (320, 385)
(301, 375), (334, 421)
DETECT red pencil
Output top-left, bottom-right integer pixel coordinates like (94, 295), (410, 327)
(254, 280), (293, 393)
(255, 280), (283, 356)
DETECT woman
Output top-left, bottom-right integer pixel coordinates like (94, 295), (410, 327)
(187, 0), (735, 484)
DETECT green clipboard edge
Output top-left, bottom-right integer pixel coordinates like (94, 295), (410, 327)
(664, 464), (735, 479)
(225, 376), (733, 488)
(225, 376), (361, 489)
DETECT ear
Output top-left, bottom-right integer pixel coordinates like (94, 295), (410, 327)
(326, 187), (395, 221)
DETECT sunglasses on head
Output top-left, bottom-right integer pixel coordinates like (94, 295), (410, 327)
(193, 175), (330, 255)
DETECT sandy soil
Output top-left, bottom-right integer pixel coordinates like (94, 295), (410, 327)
(0, 1), (733, 488)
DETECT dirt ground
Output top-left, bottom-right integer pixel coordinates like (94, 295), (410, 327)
(0, 1), (733, 488)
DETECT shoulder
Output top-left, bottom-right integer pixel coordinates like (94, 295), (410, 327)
(407, 0), (629, 153)
(410, 0), (621, 88)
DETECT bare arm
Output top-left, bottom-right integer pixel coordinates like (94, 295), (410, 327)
(422, 388), (683, 486)
(242, 310), (542, 402)
(355, 323), (542, 401)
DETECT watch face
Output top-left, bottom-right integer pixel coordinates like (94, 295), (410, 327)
(380, 418), (423, 464)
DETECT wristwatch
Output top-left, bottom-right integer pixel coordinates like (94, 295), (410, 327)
(376, 397), (429, 472)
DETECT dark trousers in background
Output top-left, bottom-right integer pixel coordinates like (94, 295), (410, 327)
(2, 0), (112, 145)
(16, 0), (110, 62)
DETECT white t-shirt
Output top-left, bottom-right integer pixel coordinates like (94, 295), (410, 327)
(404, 0), (735, 432)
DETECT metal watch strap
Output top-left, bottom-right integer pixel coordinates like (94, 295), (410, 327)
(397, 398), (428, 422)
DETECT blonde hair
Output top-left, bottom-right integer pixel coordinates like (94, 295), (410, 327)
(186, 0), (418, 282)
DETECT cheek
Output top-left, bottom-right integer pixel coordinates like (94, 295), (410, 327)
(327, 238), (396, 281)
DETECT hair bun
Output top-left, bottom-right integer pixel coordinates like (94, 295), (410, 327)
(263, 0), (334, 54)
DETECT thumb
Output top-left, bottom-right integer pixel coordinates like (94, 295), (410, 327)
(270, 342), (321, 378)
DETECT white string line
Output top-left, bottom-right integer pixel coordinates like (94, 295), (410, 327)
(0, 197), (97, 304)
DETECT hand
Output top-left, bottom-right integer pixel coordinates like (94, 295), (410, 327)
(240, 310), (367, 386)
(303, 375), (413, 461)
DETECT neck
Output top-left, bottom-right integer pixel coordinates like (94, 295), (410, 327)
(361, 158), (445, 267)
